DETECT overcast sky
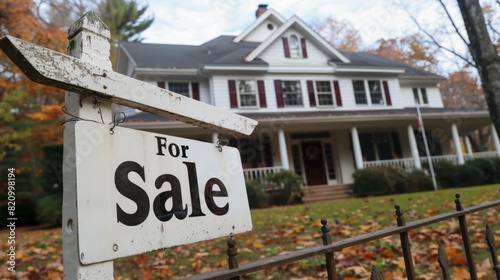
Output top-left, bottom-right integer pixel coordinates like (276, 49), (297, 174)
(140, 0), (431, 46)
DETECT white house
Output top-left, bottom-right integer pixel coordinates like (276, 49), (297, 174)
(115, 5), (499, 200)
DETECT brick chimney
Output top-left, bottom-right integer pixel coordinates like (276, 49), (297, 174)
(255, 4), (268, 18)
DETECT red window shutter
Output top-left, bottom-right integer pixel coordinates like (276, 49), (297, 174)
(306, 80), (316, 107)
(333, 80), (342, 107)
(300, 38), (308, 58)
(228, 80), (238, 108)
(157, 81), (165, 89)
(282, 37), (290, 58)
(191, 82), (200, 101)
(383, 81), (392, 106)
(257, 80), (267, 108)
(274, 80), (284, 108)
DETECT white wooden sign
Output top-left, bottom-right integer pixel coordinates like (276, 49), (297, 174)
(75, 122), (252, 264)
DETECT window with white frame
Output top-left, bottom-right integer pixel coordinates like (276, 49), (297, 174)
(412, 87), (429, 105)
(168, 82), (190, 98)
(289, 35), (300, 57)
(237, 80), (258, 108)
(315, 81), (334, 106)
(352, 80), (385, 105)
(282, 81), (303, 106)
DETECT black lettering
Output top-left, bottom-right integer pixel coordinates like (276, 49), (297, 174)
(115, 161), (149, 226)
(155, 136), (167, 156)
(181, 145), (189, 158)
(205, 178), (229, 216)
(183, 162), (206, 217)
(168, 143), (180, 157)
(153, 174), (188, 222)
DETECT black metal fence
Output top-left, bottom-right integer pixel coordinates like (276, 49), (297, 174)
(181, 193), (500, 280)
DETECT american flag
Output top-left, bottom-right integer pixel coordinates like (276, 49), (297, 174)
(416, 103), (423, 133)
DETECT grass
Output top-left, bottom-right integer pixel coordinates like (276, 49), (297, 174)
(0, 184), (499, 279)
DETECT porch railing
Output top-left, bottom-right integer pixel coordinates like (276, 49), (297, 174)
(363, 151), (499, 171)
(243, 166), (284, 183)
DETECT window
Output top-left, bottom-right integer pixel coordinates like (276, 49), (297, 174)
(237, 80), (257, 108)
(359, 132), (402, 161)
(168, 82), (190, 98)
(352, 80), (367, 104)
(412, 87), (429, 105)
(229, 137), (273, 168)
(352, 80), (386, 105)
(315, 81), (334, 106)
(289, 35), (300, 57)
(368, 81), (383, 105)
(282, 81), (303, 106)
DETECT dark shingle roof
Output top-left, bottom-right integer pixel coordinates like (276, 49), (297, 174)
(120, 36), (442, 78)
(120, 35), (264, 69)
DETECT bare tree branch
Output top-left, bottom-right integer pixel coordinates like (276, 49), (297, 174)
(401, 1), (476, 67)
(437, 0), (470, 46)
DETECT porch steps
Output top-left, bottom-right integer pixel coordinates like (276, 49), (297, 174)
(302, 184), (353, 203)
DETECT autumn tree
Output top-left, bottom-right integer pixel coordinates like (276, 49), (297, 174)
(371, 34), (440, 72)
(440, 70), (486, 109)
(311, 16), (363, 52)
(0, 0), (66, 196)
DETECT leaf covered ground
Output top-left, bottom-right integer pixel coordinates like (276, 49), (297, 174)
(1, 185), (499, 279)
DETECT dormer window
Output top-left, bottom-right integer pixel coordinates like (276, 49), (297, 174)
(282, 35), (308, 58)
(289, 35), (300, 57)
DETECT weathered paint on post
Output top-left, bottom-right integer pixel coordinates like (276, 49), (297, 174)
(0, 35), (257, 137)
(62, 11), (114, 279)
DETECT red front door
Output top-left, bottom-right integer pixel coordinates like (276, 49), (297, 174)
(301, 141), (327, 186)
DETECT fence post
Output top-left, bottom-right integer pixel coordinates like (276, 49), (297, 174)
(395, 204), (416, 280)
(227, 233), (240, 280)
(63, 11), (114, 279)
(454, 193), (478, 280)
(321, 219), (337, 280)
(438, 243), (451, 280)
(485, 224), (500, 279)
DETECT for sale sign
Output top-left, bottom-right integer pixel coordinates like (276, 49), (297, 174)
(74, 122), (252, 264)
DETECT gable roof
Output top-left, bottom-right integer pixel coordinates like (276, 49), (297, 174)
(233, 8), (286, 43)
(244, 15), (350, 63)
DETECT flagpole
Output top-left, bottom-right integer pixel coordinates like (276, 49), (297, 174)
(416, 102), (438, 191)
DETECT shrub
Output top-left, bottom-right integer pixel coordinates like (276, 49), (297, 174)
(406, 170), (435, 192)
(245, 180), (268, 209)
(352, 166), (407, 197)
(0, 193), (38, 226)
(433, 160), (485, 188)
(266, 171), (303, 205)
(36, 194), (63, 227)
(466, 158), (500, 184)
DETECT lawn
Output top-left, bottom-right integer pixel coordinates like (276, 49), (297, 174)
(1, 185), (499, 279)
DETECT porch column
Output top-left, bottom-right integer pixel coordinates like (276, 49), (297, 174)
(278, 129), (289, 169)
(351, 126), (363, 169)
(464, 136), (473, 155)
(212, 132), (218, 144)
(451, 123), (465, 164)
(407, 124), (422, 169)
(491, 124), (500, 156)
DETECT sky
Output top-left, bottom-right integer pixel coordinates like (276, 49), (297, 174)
(140, 0), (428, 46)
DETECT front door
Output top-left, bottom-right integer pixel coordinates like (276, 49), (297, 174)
(301, 141), (327, 186)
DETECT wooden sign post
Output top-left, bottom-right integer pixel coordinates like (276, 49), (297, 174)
(0, 11), (256, 279)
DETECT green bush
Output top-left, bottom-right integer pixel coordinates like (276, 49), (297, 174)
(406, 170), (435, 192)
(466, 158), (500, 184)
(266, 170), (303, 205)
(433, 160), (485, 188)
(245, 180), (268, 209)
(352, 166), (407, 197)
(0, 193), (38, 226)
(36, 194), (62, 227)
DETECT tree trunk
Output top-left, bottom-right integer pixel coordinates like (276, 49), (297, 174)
(457, 0), (500, 138)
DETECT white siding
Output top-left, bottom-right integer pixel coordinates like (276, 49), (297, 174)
(400, 86), (444, 108)
(198, 81), (211, 104)
(334, 129), (355, 184)
(259, 29), (331, 66)
(243, 19), (281, 43)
